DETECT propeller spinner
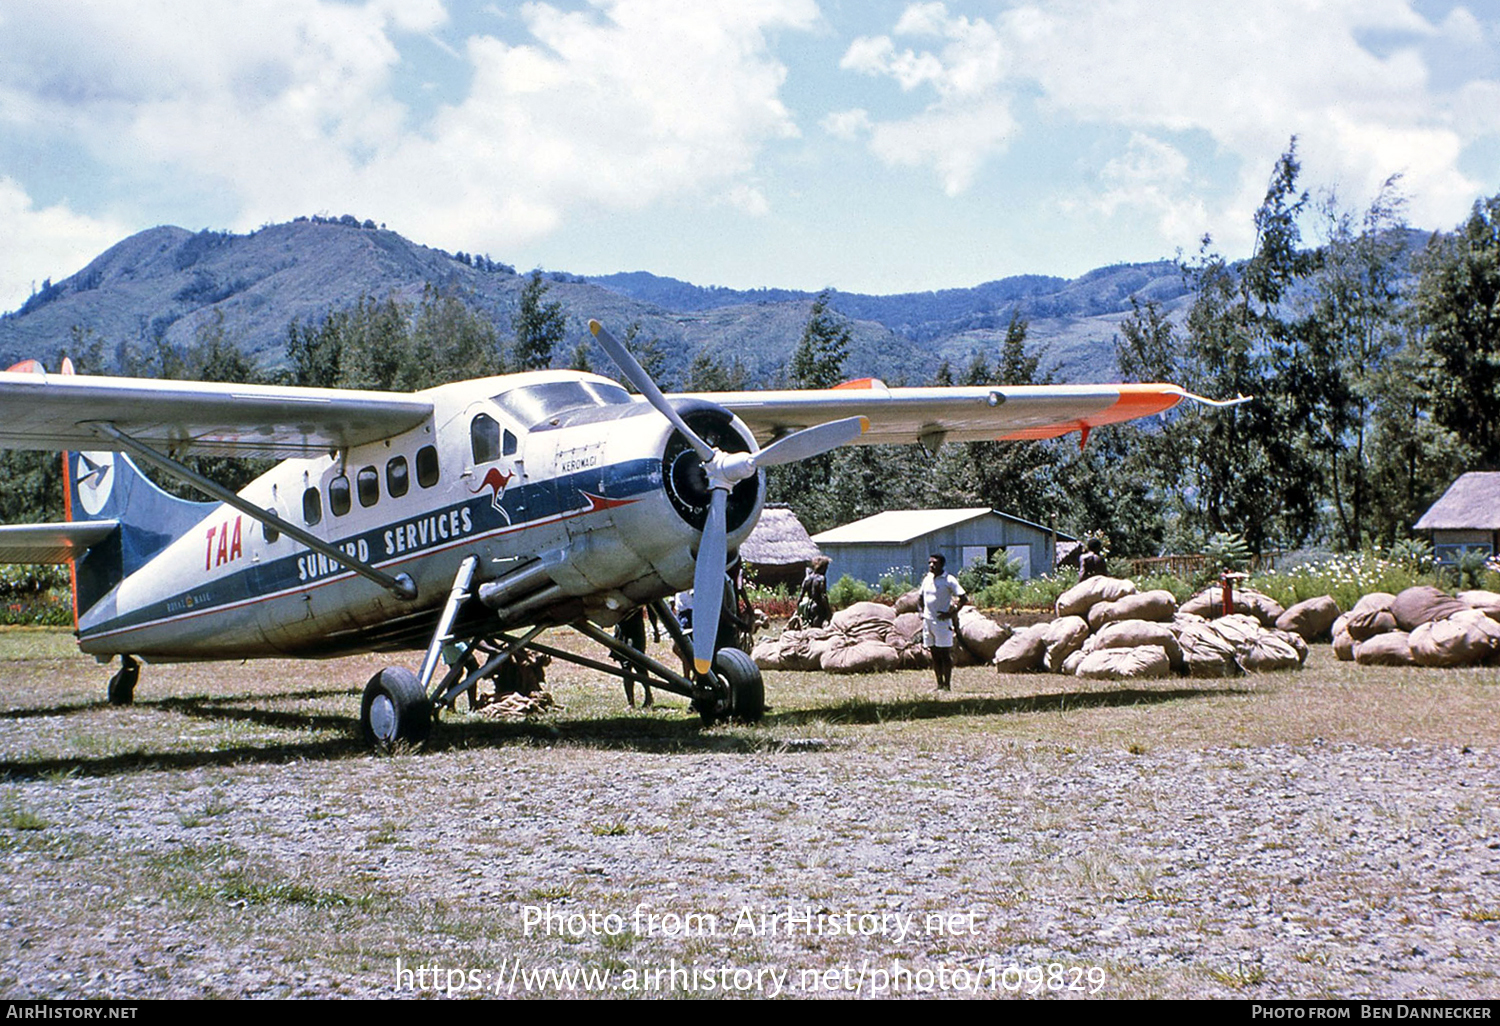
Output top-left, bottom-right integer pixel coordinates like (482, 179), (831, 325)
(589, 319), (867, 673)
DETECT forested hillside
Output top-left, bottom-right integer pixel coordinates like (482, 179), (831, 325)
(2, 145), (1497, 561)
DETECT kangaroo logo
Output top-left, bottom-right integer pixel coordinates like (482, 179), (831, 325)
(471, 466), (515, 524)
(76, 451), (115, 516)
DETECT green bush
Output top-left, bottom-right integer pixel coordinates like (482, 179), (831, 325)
(828, 574), (875, 609)
(877, 566), (915, 597)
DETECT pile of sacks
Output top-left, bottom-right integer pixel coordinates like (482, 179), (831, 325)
(990, 576), (1320, 680)
(751, 600), (1011, 674)
(1331, 587), (1500, 667)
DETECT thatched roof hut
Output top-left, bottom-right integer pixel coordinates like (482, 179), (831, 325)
(1414, 472), (1500, 564)
(741, 505), (822, 588)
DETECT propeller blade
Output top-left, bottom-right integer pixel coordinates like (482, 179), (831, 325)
(590, 319), (714, 463)
(752, 416), (868, 468)
(691, 487), (728, 674)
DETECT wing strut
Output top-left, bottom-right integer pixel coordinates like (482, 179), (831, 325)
(89, 423), (418, 601)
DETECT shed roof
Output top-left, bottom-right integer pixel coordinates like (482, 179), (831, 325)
(1414, 472), (1500, 531)
(740, 506), (821, 566)
(812, 508), (1073, 545)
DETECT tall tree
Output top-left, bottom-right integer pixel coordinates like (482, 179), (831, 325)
(512, 270), (566, 371)
(788, 289), (851, 388)
(1299, 180), (1410, 548)
(1414, 193), (1500, 468)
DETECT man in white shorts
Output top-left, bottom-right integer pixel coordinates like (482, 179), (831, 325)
(920, 553), (966, 691)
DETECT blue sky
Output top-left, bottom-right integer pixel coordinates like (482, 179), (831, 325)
(2, 0), (1498, 312)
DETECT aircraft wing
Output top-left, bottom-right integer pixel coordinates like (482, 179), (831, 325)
(0, 371), (433, 457)
(0, 521), (119, 563)
(686, 381), (1194, 446)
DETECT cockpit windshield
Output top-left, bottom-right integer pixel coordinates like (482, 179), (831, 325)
(492, 380), (632, 427)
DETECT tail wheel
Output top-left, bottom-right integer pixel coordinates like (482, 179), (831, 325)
(107, 656), (140, 706)
(698, 647), (764, 726)
(361, 667), (431, 749)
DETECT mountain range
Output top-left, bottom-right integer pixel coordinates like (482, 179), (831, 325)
(0, 216), (1199, 386)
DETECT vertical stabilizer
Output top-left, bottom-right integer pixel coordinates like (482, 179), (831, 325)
(65, 449), (216, 616)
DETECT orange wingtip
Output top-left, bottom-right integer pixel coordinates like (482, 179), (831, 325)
(833, 377), (886, 390)
(5, 359), (45, 374)
(999, 385), (1185, 441)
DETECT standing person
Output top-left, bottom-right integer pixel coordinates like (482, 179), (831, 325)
(612, 606), (652, 709)
(796, 556), (832, 628)
(920, 553), (966, 691)
(1080, 537), (1107, 581)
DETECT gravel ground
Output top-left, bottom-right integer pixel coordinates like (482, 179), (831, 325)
(2, 734), (1497, 999)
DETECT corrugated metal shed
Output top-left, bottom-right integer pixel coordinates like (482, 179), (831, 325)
(811, 508), (1073, 584)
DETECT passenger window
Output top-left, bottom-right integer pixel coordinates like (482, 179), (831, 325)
(357, 466), (379, 508)
(386, 456), (410, 498)
(303, 488), (322, 526)
(503, 429), (518, 457)
(264, 509), (280, 544)
(329, 474), (351, 517)
(416, 445), (439, 488)
(471, 413), (500, 464)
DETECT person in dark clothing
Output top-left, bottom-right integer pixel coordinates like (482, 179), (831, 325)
(796, 556), (832, 628)
(613, 606), (652, 708)
(1080, 537), (1107, 580)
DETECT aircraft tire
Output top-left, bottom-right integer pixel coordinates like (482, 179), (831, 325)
(107, 657), (140, 706)
(361, 667), (431, 749)
(714, 647), (764, 724)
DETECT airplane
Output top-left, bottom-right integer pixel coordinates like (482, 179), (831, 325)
(0, 321), (1243, 747)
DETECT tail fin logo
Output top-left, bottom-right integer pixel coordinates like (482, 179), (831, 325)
(76, 451), (115, 516)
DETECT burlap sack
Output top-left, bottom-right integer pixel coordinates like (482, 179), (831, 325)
(821, 638), (902, 674)
(1176, 622), (1242, 677)
(1352, 592), (1396, 615)
(832, 601), (898, 640)
(1276, 595), (1341, 641)
(1346, 607), (1398, 642)
(778, 628), (835, 671)
(1061, 649), (1087, 676)
(956, 606), (1010, 662)
(1075, 645), (1173, 680)
(1180, 587), (1281, 624)
(751, 638), (784, 670)
(1206, 613), (1266, 654)
(1041, 616), (1091, 673)
(1054, 575), (1137, 618)
(1390, 586), (1468, 632)
(887, 612), (924, 645)
(1332, 628), (1355, 662)
(1409, 619), (1492, 668)
(1086, 590), (1179, 632)
(1090, 619), (1184, 669)
(894, 589), (922, 615)
(1354, 631), (1414, 666)
(1459, 590), (1500, 622)
(992, 625), (1047, 673)
(1239, 632), (1304, 672)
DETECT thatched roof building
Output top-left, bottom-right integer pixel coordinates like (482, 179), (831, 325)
(1414, 472), (1500, 564)
(741, 505), (822, 588)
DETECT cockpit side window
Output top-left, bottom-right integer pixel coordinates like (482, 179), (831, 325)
(503, 429), (518, 457)
(471, 413), (501, 464)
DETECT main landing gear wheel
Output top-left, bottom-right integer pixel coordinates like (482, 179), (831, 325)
(697, 648), (765, 726)
(361, 667), (431, 750)
(107, 656), (140, 706)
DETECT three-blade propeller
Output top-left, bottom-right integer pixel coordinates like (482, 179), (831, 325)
(590, 319), (866, 673)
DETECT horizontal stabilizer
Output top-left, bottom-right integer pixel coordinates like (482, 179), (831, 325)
(0, 521), (118, 564)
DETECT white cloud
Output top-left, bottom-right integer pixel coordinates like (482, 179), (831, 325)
(833, 0), (1499, 252)
(0, 0), (817, 263)
(0, 178), (128, 314)
(837, 2), (1014, 193)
